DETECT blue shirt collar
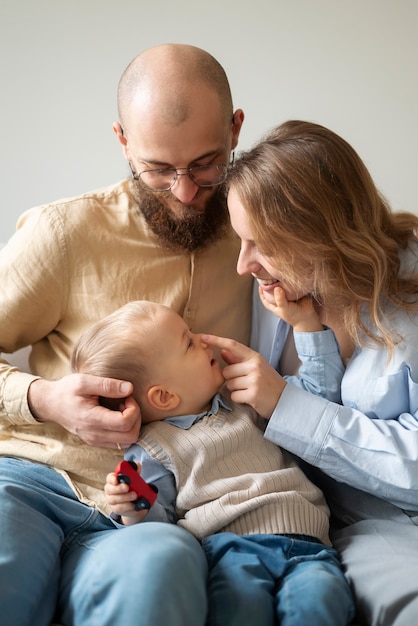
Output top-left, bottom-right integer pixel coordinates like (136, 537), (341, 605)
(164, 393), (231, 429)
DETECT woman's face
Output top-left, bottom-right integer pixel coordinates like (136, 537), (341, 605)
(227, 187), (313, 306)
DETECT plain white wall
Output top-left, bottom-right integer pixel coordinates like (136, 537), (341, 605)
(1, 0), (417, 244)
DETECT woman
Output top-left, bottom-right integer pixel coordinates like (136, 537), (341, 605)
(204, 120), (418, 626)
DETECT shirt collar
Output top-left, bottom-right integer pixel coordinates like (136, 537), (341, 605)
(164, 393), (231, 429)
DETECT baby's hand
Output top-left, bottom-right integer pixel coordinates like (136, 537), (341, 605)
(260, 286), (323, 332)
(104, 470), (149, 525)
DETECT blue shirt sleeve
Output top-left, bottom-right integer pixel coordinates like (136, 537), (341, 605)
(284, 328), (344, 402)
(264, 338), (418, 510)
(251, 291), (344, 402)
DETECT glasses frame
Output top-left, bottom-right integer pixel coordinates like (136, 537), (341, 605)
(129, 154), (235, 193)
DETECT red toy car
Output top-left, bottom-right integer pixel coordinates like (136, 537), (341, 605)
(115, 460), (158, 510)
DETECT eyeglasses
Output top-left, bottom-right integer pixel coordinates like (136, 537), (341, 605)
(129, 162), (230, 192)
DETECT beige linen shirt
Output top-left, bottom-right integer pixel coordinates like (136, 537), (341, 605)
(0, 179), (252, 514)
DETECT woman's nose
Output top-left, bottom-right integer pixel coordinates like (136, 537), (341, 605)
(236, 246), (258, 276)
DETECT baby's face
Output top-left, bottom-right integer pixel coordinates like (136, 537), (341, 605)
(147, 306), (225, 414)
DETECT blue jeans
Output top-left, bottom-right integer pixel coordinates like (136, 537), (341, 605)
(203, 532), (355, 626)
(0, 457), (207, 626)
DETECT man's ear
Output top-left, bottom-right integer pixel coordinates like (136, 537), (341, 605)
(113, 122), (127, 145)
(231, 108), (245, 150)
(147, 385), (181, 412)
(112, 121), (130, 161)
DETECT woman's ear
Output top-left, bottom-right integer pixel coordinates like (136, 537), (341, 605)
(147, 385), (181, 412)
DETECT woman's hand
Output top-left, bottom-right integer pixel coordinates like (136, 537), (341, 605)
(202, 334), (286, 418)
(260, 285), (323, 332)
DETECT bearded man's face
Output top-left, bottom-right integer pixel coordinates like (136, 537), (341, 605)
(131, 181), (228, 252)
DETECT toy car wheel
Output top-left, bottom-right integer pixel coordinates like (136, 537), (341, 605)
(117, 473), (131, 486)
(134, 497), (151, 511)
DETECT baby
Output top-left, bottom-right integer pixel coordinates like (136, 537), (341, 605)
(72, 300), (353, 626)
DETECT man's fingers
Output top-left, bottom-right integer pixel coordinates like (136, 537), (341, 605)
(80, 400), (141, 448)
(77, 373), (133, 398)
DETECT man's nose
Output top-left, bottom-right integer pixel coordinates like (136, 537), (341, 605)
(170, 172), (199, 204)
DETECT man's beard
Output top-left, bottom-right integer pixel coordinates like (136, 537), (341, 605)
(130, 181), (229, 253)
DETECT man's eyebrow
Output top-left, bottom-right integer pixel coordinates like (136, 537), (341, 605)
(137, 149), (222, 168)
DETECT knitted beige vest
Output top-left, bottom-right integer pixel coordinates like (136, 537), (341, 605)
(139, 401), (330, 545)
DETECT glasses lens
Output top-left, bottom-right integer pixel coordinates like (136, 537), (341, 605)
(137, 164), (228, 191)
(189, 164), (227, 187)
(139, 169), (177, 191)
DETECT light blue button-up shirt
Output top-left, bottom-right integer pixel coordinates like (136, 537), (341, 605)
(259, 242), (418, 512)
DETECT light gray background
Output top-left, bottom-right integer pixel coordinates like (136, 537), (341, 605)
(1, 0), (417, 244)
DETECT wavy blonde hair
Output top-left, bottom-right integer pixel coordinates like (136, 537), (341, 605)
(227, 120), (418, 352)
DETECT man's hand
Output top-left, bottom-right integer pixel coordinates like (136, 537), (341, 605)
(28, 374), (141, 448)
(202, 335), (286, 419)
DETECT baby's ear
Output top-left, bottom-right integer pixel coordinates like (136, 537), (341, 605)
(147, 385), (180, 411)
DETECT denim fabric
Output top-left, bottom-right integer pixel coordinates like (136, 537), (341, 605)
(202, 532), (354, 626)
(0, 457), (207, 626)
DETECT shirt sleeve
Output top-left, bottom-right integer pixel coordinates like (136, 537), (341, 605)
(284, 328), (344, 402)
(265, 380), (418, 510)
(0, 207), (67, 424)
(125, 445), (178, 524)
(255, 274), (418, 511)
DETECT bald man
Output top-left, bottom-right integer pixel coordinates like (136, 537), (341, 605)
(0, 44), (252, 626)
